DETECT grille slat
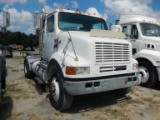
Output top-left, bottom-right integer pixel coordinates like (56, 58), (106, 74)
(95, 42), (130, 64)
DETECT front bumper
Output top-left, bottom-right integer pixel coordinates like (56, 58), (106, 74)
(64, 73), (141, 95)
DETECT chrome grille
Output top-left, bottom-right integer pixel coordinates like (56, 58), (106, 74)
(95, 42), (130, 64)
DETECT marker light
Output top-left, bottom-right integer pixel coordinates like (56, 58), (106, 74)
(133, 63), (138, 70)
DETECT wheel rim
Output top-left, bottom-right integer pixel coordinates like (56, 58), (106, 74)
(24, 63), (27, 74)
(139, 66), (149, 83)
(50, 77), (60, 102)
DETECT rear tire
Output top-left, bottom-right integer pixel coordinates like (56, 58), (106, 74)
(1, 56), (6, 93)
(0, 55), (6, 111)
(139, 61), (157, 87)
(0, 55), (6, 95)
(24, 58), (34, 78)
(49, 66), (73, 111)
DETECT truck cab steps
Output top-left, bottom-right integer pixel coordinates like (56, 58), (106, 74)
(34, 76), (49, 93)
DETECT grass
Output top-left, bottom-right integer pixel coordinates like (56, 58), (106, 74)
(26, 79), (36, 86)
(53, 111), (63, 116)
(29, 113), (43, 120)
(11, 69), (19, 72)
(104, 107), (129, 120)
(117, 98), (144, 106)
(14, 112), (23, 116)
(5, 76), (37, 100)
(143, 97), (157, 103)
(93, 96), (144, 120)
(12, 56), (24, 59)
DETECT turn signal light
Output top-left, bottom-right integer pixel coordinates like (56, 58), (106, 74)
(66, 67), (76, 75)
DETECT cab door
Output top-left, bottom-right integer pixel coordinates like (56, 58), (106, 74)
(42, 15), (55, 60)
(122, 24), (142, 55)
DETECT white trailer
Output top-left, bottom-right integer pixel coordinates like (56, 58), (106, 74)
(111, 15), (160, 87)
(24, 8), (141, 110)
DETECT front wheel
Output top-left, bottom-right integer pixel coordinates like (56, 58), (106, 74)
(49, 67), (73, 111)
(139, 61), (157, 87)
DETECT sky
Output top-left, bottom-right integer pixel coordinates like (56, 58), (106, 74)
(0, 0), (160, 34)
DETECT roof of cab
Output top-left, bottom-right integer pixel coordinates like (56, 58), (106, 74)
(47, 9), (105, 19)
(119, 15), (160, 25)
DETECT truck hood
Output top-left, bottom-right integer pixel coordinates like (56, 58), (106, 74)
(68, 29), (126, 43)
(58, 29), (131, 71)
(143, 36), (160, 44)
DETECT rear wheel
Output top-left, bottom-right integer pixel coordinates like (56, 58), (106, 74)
(49, 66), (73, 111)
(0, 55), (6, 95)
(0, 55), (6, 110)
(24, 58), (34, 78)
(139, 61), (157, 87)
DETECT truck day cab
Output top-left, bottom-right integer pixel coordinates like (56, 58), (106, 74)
(111, 15), (160, 87)
(24, 8), (141, 110)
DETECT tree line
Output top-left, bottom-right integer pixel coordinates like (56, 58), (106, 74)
(0, 31), (39, 46)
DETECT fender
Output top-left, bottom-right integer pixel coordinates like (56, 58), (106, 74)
(134, 49), (160, 66)
(48, 51), (89, 73)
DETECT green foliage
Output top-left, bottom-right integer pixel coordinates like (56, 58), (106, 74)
(0, 31), (39, 46)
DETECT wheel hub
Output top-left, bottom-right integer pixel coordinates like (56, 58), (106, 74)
(139, 66), (149, 83)
(50, 77), (60, 102)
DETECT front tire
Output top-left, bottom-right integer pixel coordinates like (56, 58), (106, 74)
(139, 61), (157, 87)
(49, 66), (73, 111)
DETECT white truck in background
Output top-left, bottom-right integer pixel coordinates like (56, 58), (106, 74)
(24, 8), (141, 111)
(111, 15), (160, 87)
(0, 10), (10, 105)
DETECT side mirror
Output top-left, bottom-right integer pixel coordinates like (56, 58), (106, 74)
(106, 22), (112, 30)
(111, 25), (121, 32)
(1, 26), (7, 33)
(33, 12), (41, 30)
(3, 11), (10, 27)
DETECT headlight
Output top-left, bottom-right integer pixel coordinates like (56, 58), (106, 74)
(66, 66), (90, 75)
(0, 50), (2, 54)
(133, 63), (138, 70)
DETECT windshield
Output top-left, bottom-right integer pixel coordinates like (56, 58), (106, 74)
(140, 23), (160, 37)
(58, 12), (107, 31)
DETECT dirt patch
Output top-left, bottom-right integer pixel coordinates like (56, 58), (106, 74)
(1, 51), (160, 120)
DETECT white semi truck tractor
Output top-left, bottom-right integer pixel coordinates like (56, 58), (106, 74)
(24, 8), (141, 110)
(0, 11), (10, 105)
(111, 15), (160, 87)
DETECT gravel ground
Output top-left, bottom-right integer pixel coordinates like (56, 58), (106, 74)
(1, 51), (160, 120)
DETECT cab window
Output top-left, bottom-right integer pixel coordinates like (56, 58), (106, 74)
(47, 15), (54, 32)
(131, 25), (139, 39)
(122, 26), (127, 35)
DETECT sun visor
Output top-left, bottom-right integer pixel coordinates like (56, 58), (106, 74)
(90, 29), (125, 39)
